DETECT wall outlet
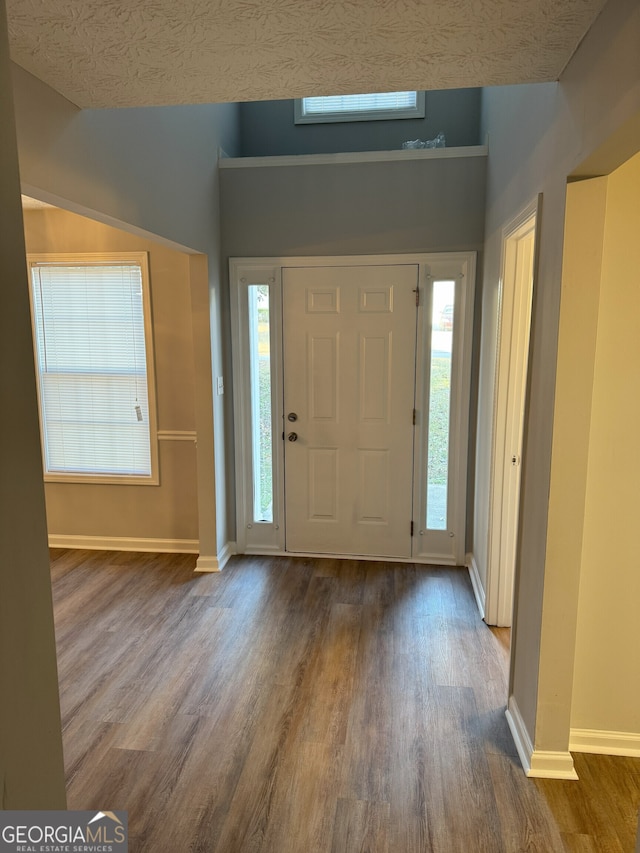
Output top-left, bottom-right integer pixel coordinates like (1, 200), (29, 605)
(217, 376), (224, 395)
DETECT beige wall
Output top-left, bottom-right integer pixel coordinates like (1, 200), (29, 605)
(0, 0), (66, 807)
(545, 176), (607, 737)
(570, 151), (640, 735)
(24, 207), (199, 546)
(476, 0), (640, 755)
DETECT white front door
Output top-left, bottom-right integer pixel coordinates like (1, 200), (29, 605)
(230, 253), (476, 565)
(282, 264), (418, 557)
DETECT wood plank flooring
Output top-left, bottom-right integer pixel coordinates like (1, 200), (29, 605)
(50, 550), (640, 852)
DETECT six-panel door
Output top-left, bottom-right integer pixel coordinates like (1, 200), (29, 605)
(283, 265), (418, 557)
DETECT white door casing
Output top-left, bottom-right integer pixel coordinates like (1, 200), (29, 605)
(486, 200), (538, 626)
(413, 256), (476, 565)
(283, 264), (418, 557)
(230, 254), (476, 564)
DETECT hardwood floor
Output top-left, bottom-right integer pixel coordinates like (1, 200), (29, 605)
(50, 550), (640, 852)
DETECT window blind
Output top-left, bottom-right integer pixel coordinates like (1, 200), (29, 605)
(30, 260), (153, 478)
(295, 91), (424, 124)
(302, 92), (418, 115)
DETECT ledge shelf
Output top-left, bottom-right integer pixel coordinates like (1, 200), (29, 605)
(218, 144), (488, 170)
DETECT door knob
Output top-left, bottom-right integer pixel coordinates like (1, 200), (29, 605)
(287, 412), (298, 422)
(288, 432), (298, 442)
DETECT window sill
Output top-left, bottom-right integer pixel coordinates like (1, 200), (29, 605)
(44, 474), (160, 486)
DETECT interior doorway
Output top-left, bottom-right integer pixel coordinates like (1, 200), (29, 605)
(485, 199), (539, 626)
(231, 253), (476, 564)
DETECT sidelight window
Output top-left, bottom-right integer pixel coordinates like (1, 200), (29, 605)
(426, 281), (455, 530)
(248, 284), (273, 522)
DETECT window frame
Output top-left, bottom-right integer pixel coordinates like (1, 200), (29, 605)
(294, 92), (425, 124)
(27, 251), (160, 485)
(230, 262), (285, 555)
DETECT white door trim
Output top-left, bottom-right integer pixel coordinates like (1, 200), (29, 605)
(230, 253), (476, 564)
(412, 254), (476, 566)
(485, 199), (539, 626)
(229, 262), (285, 555)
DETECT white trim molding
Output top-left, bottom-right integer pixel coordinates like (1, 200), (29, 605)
(48, 534), (199, 554)
(195, 555), (220, 573)
(217, 541), (236, 571)
(506, 696), (578, 779)
(570, 728), (640, 757)
(485, 197), (539, 628)
(466, 553), (486, 619)
(195, 541), (236, 573)
(527, 750), (579, 780)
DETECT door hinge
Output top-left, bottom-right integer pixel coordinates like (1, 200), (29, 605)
(413, 408), (417, 425)
(410, 520), (414, 536)
(414, 287), (419, 307)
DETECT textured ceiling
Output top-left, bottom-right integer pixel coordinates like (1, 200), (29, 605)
(6, 0), (607, 109)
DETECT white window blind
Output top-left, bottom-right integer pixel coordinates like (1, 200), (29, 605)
(29, 255), (156, 480)
(294, 92), (425, 124)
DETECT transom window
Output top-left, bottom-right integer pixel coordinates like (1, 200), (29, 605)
(294, 92), (425, 124)
(28, 252), (158, 484)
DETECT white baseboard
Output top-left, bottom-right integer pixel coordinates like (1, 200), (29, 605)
(195, 542), (236, 574)
(194, 555), (221, 573)
(570, 728), (640, 757)
(506, 696), (578, 779)
(49, 536), (237, 573)
(466, 552), (486, 619)
(217, 541), (236, 571)
(48, 534), (199, 554)
(505, 696), (535, 774)
(527, 749), (579, 779)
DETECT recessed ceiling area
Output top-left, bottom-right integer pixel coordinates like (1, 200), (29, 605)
(6, 0), (607, 109)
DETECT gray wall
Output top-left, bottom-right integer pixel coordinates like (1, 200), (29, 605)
(221, 153), (487, 544)
(221, 156), (486, 256)
(11, 65), (241, 556)
(475, 0), (640, 755)
(0, 0), (66, 807)
(239, 89), (481, 157)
